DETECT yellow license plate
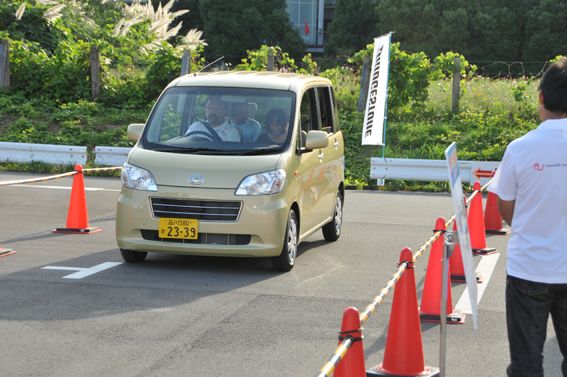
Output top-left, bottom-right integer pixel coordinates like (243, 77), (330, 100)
(158, 218), (199, 240)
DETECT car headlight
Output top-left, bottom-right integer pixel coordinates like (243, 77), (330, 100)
(235, 169), (286, 196)
(121, 163), (157, 191)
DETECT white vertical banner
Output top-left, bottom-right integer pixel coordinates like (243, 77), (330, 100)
(361, 33), (391, 146)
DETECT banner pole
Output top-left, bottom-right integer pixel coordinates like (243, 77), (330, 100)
(381, 32), (392, 159)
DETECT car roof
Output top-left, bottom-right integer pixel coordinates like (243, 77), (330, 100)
(168, 71), (332, 92)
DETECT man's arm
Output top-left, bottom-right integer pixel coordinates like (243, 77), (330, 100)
(498, 198), (515, 226)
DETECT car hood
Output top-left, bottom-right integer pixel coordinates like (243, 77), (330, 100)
(128, 147), (282, 189)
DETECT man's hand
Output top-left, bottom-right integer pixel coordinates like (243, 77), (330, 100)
(498, 198), (515, 226)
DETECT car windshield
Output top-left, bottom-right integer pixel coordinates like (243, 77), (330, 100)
(141, 86), (295, 155)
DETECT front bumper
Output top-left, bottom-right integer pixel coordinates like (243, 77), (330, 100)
(116, 185), (289, 257)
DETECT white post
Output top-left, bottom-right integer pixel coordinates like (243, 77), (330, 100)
(90, 45), (100, 100)
(267, 47), (275, 71)
(180, 49), (191, 76)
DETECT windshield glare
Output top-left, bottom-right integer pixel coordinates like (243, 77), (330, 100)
(142, 87), (295, 155)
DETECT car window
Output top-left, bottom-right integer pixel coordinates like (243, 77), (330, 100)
(299, 88), (319, 133)
(317, 86), (335, 134)
(329, 87), (339, 132)
(141, 87), (295, 155)
(145, 93), (188, 142)
(298, 88), (321, 150)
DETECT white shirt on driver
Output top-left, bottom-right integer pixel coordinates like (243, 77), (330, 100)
(186, 120), (241, 142)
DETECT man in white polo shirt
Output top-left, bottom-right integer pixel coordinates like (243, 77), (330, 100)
(185, 96), (241, 142)
(489, 57), (567, 377)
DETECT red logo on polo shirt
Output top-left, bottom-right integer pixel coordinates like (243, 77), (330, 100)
(533, 162), (544, 171)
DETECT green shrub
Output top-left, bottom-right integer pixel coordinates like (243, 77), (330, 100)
(349, 42), (432, 118)
(320, 66), (359, 112)
(0, 2), (61, 52)
(236, 45), (294, 72)
(145, 43), (181, 100)
(1, 117), (51, 143)
(339, 111), (375, 182)
(9, 38), (91, 102)
(53, 100), (101, 124)
(431, 51), (477, 80)
(9, 39), (51, 97)
(99, 69), (151, 109)
(43, 39), (91, 102)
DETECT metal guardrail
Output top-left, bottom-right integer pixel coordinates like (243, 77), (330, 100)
(0, 142), (87, 165)
(0, 166), (122, 187)
(0, 142), (131, 167)
(371, 157), (500, 184)
(93, 146), (131, 166)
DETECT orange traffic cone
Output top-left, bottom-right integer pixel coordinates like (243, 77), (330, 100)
(449, 222), (483, 284)
(449, 222), (466, 283)
(334, 307), (366, 377)
(367, 248), (440, 376)
(468, 181), (496, 254)
(419, 218), (464, 324)
(53, 164), (101, 234)
(484, 191), (509, 235)
(0, 246), (15, 258)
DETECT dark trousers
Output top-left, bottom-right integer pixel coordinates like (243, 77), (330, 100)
(506, 275), (567, 377)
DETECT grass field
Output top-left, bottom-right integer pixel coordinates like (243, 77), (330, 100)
(428, 77), (539, 113)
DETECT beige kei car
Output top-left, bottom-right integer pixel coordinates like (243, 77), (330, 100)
(116, 71), (344, 271)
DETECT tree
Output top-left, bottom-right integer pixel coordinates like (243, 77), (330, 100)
(465, 2), (518, 62)
(199, 0), (304, 64)
(376, 0), (476, 58)
(524, 0), (567, 62)
(376, 0), (438, 55)
(324, 0), (378, 58)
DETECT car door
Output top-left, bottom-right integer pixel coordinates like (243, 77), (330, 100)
(296, 88), (327, 236)
(315, 86), (344, 223)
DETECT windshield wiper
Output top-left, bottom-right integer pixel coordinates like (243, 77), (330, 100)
(153, 147), (243, 155)
(153, 147), (217, 153)
(151, 146), (281, 155)
(238, 147), (282, 155)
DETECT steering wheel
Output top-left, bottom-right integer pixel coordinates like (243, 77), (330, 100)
(185, 130), (222, 143)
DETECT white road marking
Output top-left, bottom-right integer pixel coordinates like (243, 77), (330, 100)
(454, 252), (500, 314)
(43, 266), (84, 272)
(42, 262), (123, 279)
(12, 184), (120, 192)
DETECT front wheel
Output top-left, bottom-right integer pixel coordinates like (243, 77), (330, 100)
(272, 210), (298, 272)
(322, 191), (343, 242)
(120, 248), (148, 263)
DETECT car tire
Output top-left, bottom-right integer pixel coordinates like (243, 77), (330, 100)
(322, 191), (343, 242)
(271, 210), (298, 272)
(120, 248), (148, 263)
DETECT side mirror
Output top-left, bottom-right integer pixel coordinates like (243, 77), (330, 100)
(305, 130), (329, 150)
(127, 123), (145, 142)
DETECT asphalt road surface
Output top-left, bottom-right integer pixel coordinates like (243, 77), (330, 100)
(0, 171), (563, 377)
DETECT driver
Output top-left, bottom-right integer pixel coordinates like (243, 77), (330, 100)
(185, 96), (241, 142)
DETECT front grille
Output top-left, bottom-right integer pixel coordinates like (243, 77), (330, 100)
(151, 198), (241, 221)
(141, 230), (250, 245)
